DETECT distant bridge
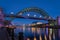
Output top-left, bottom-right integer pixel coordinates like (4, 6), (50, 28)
(5, 7), (53, 21)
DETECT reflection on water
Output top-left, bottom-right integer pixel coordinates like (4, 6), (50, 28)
(34, 37), (36, 40)
(39, 35), (42, 40)
(14, 26), (60, 40)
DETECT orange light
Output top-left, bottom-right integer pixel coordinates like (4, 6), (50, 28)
(39, 35), (42, 40)
(34, 37), (36, 40)
(31, 24), (35, 26)
(31, 27), (36, 33)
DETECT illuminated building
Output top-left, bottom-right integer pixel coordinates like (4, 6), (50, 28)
(0, 8), (4, 27)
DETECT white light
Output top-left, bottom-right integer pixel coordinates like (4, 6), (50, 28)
(34, 37), (37, 40)
(34, 15), (36, 17)
(39, 35), (42, 40)
(37, 22), (43, 24)
(23, 24), (25, 32)
(39, 16), (42, 18)
(11, 12), (14, 14)
(27, 14), (30, 16)
(50, 29), (52, 35)
(44, 34), (47, 40)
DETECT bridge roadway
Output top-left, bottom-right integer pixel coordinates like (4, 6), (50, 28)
(5, 15), (55, 21)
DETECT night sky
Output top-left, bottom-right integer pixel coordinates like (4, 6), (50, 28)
(0, 0), (60, 24)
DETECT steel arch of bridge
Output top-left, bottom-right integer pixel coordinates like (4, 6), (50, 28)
(17, 7), (50, 18)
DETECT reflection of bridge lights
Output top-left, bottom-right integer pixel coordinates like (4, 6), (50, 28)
(31, 27), (36, 33)
(44, 34), (47, 40)
(37, 28), (40, 34)
(49, 28), (52, 40)
(27, 38), (30, 40)
(23, 24), (25, 31)
(39, 35), (42, 40)
(34, 37), (37, 40)
(49, 29), (52, 35)
(49, 34), (52, 40)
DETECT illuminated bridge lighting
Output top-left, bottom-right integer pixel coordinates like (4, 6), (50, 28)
(27, 14), (30, 16)
(10, 12), (14, 14)
(34, 15), (36, 17)
(39, 15), (42, 18)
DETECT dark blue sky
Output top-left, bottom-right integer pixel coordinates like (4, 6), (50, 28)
(0, 0), (60, 24)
